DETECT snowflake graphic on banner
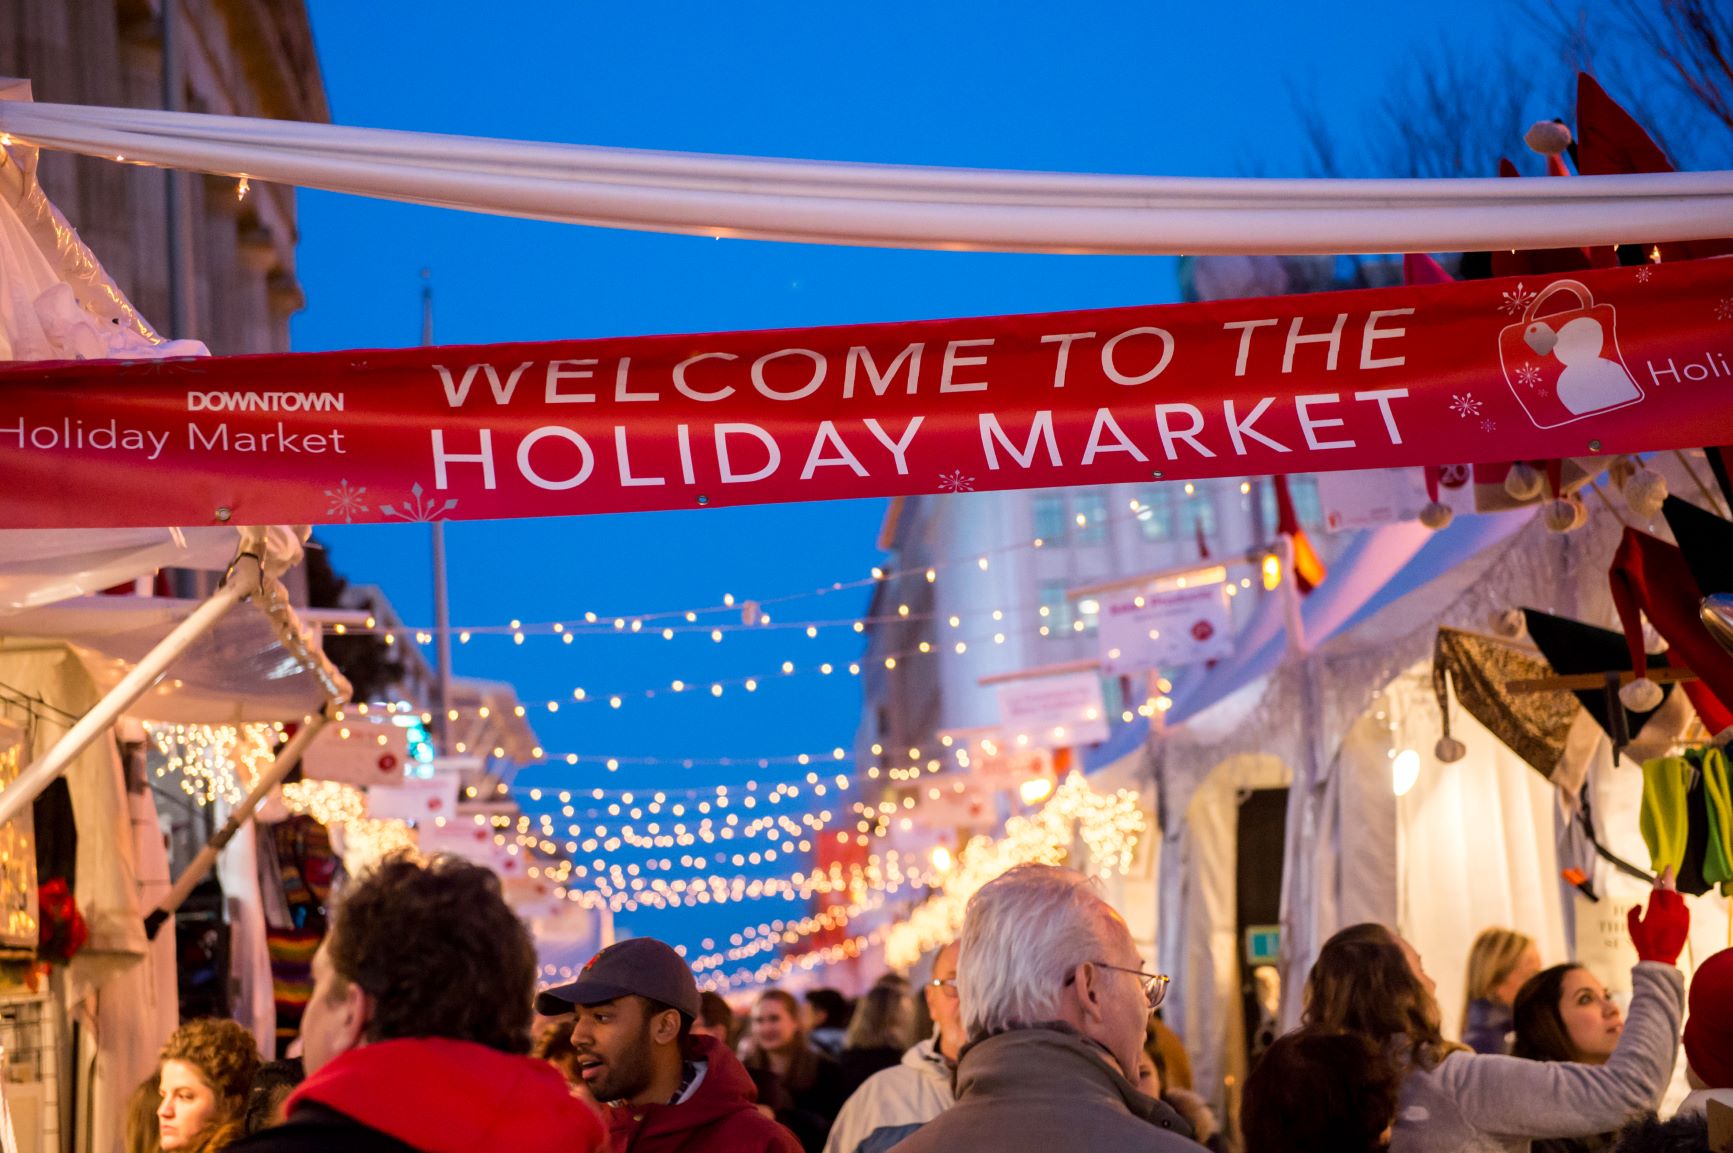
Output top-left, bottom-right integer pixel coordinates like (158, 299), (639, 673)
(937, 470), (975, 493)
(380, 483), (458, 523)
(1717, 298), (1733, 321)
(1499, 282), (1536, 315)
(1449, 393), (1483, 418)
(1635, 266), (1653, 284)
(1515, 364), (1543, 390)
(1481, 418), (1497, 433)
(323, 480), (369, 523)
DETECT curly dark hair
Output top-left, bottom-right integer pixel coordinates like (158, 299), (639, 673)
(159, 1018), (262, 1115)
(1242, 1030), (1402, 1153)
(328, 853), (536, 1053)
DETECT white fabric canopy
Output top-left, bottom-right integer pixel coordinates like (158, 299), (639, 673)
(2, 98), (1731, 255)
(0, 596), (332, 723)
(0, 528), (240, 612)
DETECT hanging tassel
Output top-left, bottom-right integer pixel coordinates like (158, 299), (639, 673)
(1420, 465), (1454, 530)
(1542, 459), (1583, 532)
(1504, 461), (1544, 501)
(1433, 664), (1467, 762)
(1624, 467), (1669, 520)
(1619, 676), (1664, 712)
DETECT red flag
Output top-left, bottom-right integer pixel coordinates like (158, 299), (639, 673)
(1272, 475), (1326, 594)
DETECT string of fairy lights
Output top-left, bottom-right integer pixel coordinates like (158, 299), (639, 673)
(341, 571), (1248, 733)
(128, 488), (1238, 985)
(694, 773), (1147, 991)
(318, 483), (1246, 646)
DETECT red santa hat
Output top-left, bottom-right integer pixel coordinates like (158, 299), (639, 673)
(1609, 526), (1733, 734)
(1576, 73), (1733, 262)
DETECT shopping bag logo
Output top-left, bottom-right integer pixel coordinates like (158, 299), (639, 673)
(1498, 279), (1642, 429)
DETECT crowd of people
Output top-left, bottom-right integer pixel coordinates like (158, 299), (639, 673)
(121, 853), (1733, 1153)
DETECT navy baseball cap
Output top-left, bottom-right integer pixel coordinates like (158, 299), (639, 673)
(535, 937), (701, 1019)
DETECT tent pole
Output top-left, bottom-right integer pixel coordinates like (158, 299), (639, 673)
(0, 548), (264, 829)
(144, 709), (329, 939)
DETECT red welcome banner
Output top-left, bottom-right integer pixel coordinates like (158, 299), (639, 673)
(1, 260), (1730, 528)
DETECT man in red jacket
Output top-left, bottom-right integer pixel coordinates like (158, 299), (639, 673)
(536, 937), (802, 1153)
(230, 854), (607, 1153)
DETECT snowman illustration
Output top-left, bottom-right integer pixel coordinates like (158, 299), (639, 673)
(1525, 314), (1641, 416)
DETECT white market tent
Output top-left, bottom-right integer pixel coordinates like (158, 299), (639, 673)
(1148, 461), (1733, 1107)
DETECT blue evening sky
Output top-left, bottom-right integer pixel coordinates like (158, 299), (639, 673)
(292, 1), (1554, 954)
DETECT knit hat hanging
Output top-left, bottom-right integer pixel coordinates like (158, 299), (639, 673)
(1702, 749), (1733, 896)
(1640, 757), (1694, 881)
(1610, 528), (1733, 734)
(1420, 465), (1454, 530)
(1524, 610), (1672, 743)
(1431, 627), (1578, 777)
(1540, 459), (1587, 534)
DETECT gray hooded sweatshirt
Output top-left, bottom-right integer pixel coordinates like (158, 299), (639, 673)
(1391, 961), (1685, 1153)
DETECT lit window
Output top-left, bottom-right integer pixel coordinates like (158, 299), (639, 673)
(1039, 581), (1074, 636)
(1032, 493), (1067, 544)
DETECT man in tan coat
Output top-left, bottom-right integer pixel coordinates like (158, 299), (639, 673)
(888, 864), (1193, 1153)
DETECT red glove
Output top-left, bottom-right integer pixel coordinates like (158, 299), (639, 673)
(1627, 888), (1690, 965)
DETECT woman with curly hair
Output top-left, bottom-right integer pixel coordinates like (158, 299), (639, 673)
(156, 1018), (262, 1153)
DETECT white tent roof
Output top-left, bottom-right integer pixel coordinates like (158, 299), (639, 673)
(0, 595), (331, 722)
(0, 527), (239, 612)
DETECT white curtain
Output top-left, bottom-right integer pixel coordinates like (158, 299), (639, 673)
(1, 100), (1731, 255)
(214, 818), (275, 1057)
(1389, 694), (1569, 1039)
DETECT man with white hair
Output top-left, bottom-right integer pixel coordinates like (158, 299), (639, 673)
(823, 941), (963, 1153)
(888, 864), (1193, 1153)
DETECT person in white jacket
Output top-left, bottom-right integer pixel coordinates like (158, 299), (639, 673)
(1298, 871), (1689, 1153)
(822, 942), (962, 1153)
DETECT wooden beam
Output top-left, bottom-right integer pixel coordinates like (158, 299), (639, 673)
(1506, 667), (1699, 694)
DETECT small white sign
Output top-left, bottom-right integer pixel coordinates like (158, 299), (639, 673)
(366, 775), (459, 823)
(910, 778), (996, 830)
(303, 722), (410, 786)
(418, 819), (525, 877)
(996, 671), (1110, 747)
(1098, 584), (1233, 676)
(1316, 467), (1475, 532)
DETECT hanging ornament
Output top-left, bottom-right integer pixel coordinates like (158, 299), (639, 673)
(1489, 609), (1527, 639)
(1607, 455), (1640, 490)
(1524, 119), (1573, 158)
(1419, 465), (1454, 530)
(1434, 735), (1467, 763)
(1503, 462), (1545, 502)
(1623, 467), (1669, 520)
(1540, 460), (1585, 533)
(1542, 496), (1585, 533)
(1619, 675), (1664, 712)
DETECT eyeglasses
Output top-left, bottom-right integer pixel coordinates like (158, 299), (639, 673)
(1065, 962), (1171, 1012)
(927, 977), (958, 993)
